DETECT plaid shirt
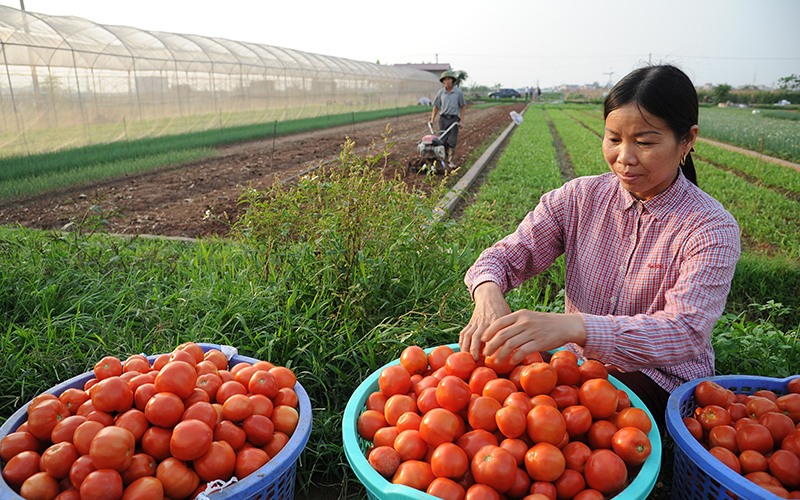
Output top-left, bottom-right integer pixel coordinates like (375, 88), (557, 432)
(465, 172), (740, 392)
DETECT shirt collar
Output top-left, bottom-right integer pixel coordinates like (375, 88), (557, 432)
(617, 170), (688, 220)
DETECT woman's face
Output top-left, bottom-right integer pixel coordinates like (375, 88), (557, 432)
(603, 103), (698, 201)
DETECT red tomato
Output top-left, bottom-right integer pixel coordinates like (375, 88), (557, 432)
(133, 383), (157, 411)
(554, 468), (586, 500)
(235, 447), (270, 479)
(507, 467), (532, 498)
(204, 349), (228, 371)
(115, 409), (149, 443)
(519, 363), (558, 397)
(759, 411), (795, 445)
(379, 365), (413, 397)
(1, 450), (41, 489)
(242, 414), (275, 447)
(268, 366), (296, 390)
(394, 429), (427, 462)
(169, 419), (213, 461)
(495, 405), (526, 439)
(431, 442), (469, 479)
(738, 449), (768, 475)
(222, 393), (254, 422)
(468, 397), (502, 432)
(428, 346), (455, 372)
(94, 356), (123, 380)
(527, 403), (566, 446)
(562, 405), (593, 437)
(584, 449), (628, 495)
(578, 360), (608, 384)
(122, 476), (164, 500)
(549, 385), (579, 411)
(503, 392), (533, 415)
(80, 469), (123, 500)
(156, 457), (200, 500)
(697, 404), (732, 433)
(69, 455), (96, 490)
(683, 416), (703, 441)
(456, 429), (498, 462)
(468, 367), (498, 396)
(562, 440), (592, 474)
(263, 431), (289, 458)
(181, 401), (218, 429)
(419, 408), (459, 447)
(788, 377), (800, 394)
(58, 388), (90, 416)
(169, 348), (197, 366)
(524, 442), (565, 483)
(736, 423), (774, 455)
(20, 471), (60, 500)
(213, 420), (246, 452)
(578, 378), (618, 420)
(152, 354), (170, 371)
(481, 378), (517, 405)
(611, 426), (652, 466)
(530, 481), (558, 500)
(470, 445), (516, 493)
(0, 431), (39, 462)
(40, 442), (79, 479)
(776, 393), (800, 424)
(119, 453), (157, 486)
(446, 352), (477, 381)
(195, 373), (222, 402)
(769, 449), (800, 489)
(392, 460), (436, 491)
(551, 357), (581, 386)
(175, 342), (205, 364)
(499, 438), (527, 467)
(464, 483), (500, 500)
(245, 370), (278, 399)
(193, 440), (236, 482)
(90, 426), (136, 472)
(140, 426), (173, 462)
(417, 387), (443, 414)
(437, 376), (472, 413)
(400, 346), (429, 375)
(708, 425), (739, 454)
(154, 361), (197, 400)
(396, 412), (422, 433)
(144, 392), (184, 428)
(694, 380), (729, 407)
(782, 429), (800, 455)
(272, 405), (299, 436)
(708, 446), (741, 473)
(587, 420), (618, 450)
(384, 394), (418, 426)
(617, 389), (632, 411)
(427, 477), (466, 500)
(615, 407), (653, 434)
(373, 426), (400, 448)
(27, 398), (70, 441)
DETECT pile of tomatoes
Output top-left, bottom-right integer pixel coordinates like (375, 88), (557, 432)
(357, 345), (655, 500)
(0, 342), (300, 500)
(681, 377), (800, 498)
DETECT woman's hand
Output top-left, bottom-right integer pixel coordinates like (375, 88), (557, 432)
(480, 311), (588, 365)
(459, 282), (511, 359)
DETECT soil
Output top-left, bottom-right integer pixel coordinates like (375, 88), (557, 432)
(0, 103), (526, 239)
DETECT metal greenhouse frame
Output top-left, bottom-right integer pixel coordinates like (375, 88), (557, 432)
(0, 5), (440, 157)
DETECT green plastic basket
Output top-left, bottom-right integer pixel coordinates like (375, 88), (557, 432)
(343, 344), (662, 499)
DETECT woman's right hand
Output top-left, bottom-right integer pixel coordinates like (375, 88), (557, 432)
(459, 282), (511, 360)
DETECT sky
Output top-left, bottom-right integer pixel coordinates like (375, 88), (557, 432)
(1, 0), (798, 90)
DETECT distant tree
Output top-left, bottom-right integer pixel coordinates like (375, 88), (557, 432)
(713, 84), (731, 103)
(777, 74), (800, 91)
(453, 70), (468, 87)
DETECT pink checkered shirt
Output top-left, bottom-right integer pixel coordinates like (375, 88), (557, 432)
(465, 172), (741, 392)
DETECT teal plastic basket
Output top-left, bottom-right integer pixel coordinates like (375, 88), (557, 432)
(0, 343), (312, 500)
(343, 344), (662, 500)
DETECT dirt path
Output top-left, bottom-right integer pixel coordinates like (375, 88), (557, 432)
(0, 103), (525, 239)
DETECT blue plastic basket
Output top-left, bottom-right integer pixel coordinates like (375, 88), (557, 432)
(666, 374), (800, 500)
(343, 344), (662, 500)
(0, 343), (312, 500)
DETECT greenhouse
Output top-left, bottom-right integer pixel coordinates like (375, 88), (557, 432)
(0, 5), (440, 157)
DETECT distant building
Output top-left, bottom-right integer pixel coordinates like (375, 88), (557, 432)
(394, 63), (452, 80)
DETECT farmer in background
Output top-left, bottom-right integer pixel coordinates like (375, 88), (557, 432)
(459, 65), (741, 427)
(430, 71), (466, 171)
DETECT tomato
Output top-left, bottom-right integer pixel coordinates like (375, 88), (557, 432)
(417, 387), (442, 414)
(90, 426), (136, 472)
(776, 393), (800, 424)
(80, 469), (123, 500)
(175, 342), (205, 363)
(519, 363), (558, 397)
(372, 426), (399, 448)
(467, 397), (502, 433)
(193, 440), (236, 482)
(683, 416), (703, 441)
(165, 419), (212, 462)
(484, 351), (518, 377)
(263, 431), (289, 458)
(27, 398), (70, 441)
(58, 389), (90, 416)
(616, 389), (632, 411)
(437, 376), (472, 413)
(550, 357), (581, 387)
(391, 460), (435, 491)
(242, 414), (275, 447)
(19, 471), (59, 500)
(587, 420), (618, 450)
(578, 360), (608, 384)
(133, 383), (157, 412)
(113, 409), (148, 443)
(562, 405), (592, 437)
(708, 425), (738, 454)
(154, 361), (197, 400)
(736, 423), (774, 454)
(144, 392), (184, 428)
(574, 489), (605, 500)
(445, 352), (477, 381)
(503, 467), (530, 498)
(759, 411), (795, 445)
(156, 457), (200, 499)
(221, 393), (254, 422)
(531, 394), (558, 408)
(481, 378), (517, 405)
(122, 476), (163, 500)
(527, 403), (566, 446)
(418, 408), (458, 447)
(524, 442), (565, 483)
(782, 429), (800, 455)
(169, 349), (197, 366)
(398, 346), (428, 375)
(578, 378), (618, 420)
(235, 447), (270, 479)
(152, 354), (170, 371)
(384, 394), (417, 426)
(118, 453), (156, 486)
(86, 410), (115, 427)
(68, 455), (96, 489)
(48, 415), (84, 447)
(708, 446), (741, 473)
(271, 405), (299, 436)
(430, 442), (469, 479)
(725, 402), (747, 422)
(94, 356), (123, 380)
(40, 442), (79, 479)
(697, 404), (732, 433)
(456, 429), (499, 462)
(268, 366), (296, 390)
(0, 431), (39, 462)
(499, 438), (527, 467)
(396, 411), (422, 433)
(470, 445), (516, 494)
(554, 468), (586, 499)
(428, 346), (455, 372)
(1, 450), (41, 489)
(562, 440), (592, 474)
(614, 407), (652, 434)
(427, 477), (466, 500)
(393, 429), (427, 462)
(584, 449), (627, 494)
(194, 373), (222, 402)
(89, 376), (133, 414)
(548, 385), (579, 411)
(694, 380), (729, 408)
(467, 367), (497, 396)
(203, 349), (228, 371)
(495, 405), (526, 439)
(611, 426), (651, 466)
(738, 449), (768, 475)
(464, 483), (500, 500)
(769, 449), (800, 489)
(214, 420), (247, 451)
(140, 427), (172, 463)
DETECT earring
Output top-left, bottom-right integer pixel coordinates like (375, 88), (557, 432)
(680, 153), (687, 167)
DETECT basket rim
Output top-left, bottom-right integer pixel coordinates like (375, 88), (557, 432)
(0, 342), (312, 500)
(343, 344), (662, 500)
(666, 374), (800, 500)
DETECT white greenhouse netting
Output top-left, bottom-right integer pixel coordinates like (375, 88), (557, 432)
(0, 5), (440, 157)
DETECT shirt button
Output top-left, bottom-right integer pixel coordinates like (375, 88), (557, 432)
(618, 265), (624, 273)
(610, 297), (616, 304)
(629, 234), (635, 242)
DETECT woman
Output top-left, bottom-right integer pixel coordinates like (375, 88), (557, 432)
(459, 65), (740, 425)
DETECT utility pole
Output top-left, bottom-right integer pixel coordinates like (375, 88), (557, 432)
(603, 68), (615, 88)
(648, 53), (651, 65)
(19, 0), (25, 10)
(435, 54), (438, 64)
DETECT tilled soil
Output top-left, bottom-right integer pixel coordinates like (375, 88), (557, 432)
(0, 103), (526, 239)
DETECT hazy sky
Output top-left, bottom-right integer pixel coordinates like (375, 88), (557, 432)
(2, 0), (798, 89)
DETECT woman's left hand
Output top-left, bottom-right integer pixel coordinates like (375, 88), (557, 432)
(480, 310), (588, 365)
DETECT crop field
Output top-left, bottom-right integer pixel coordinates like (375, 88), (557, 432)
(698, 107), (800, 163)
(1, 103), (799, 499)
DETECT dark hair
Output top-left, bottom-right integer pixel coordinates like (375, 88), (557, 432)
(603, 65), (699, 186)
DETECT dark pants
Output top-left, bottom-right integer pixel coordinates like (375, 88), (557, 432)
(606, 367), (670, 432)
(439, 114), (460, 150)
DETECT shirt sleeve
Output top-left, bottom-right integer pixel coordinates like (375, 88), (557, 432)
(433, 90), (442, 108)
(581, 221), (741, 371)
(465, 188), (566, 298)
